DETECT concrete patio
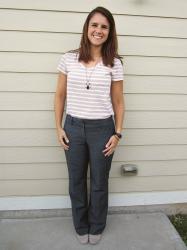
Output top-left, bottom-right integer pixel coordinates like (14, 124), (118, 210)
(0, 212), (186, 250)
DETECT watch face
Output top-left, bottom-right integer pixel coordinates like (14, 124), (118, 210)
(116, 132), (122, 138)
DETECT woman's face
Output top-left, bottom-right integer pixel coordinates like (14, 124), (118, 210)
(87, 12), (110, 48)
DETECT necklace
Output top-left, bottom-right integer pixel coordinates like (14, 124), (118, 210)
(85, 58), (101, 90)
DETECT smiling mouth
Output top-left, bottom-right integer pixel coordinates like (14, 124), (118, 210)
(93, 35), (103, 39)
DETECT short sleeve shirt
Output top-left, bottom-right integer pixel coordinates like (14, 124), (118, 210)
(57, 52), (124, 119)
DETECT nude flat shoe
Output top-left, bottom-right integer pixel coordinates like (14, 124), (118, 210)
(89, 234), (102, 244)
(76, 233), (89, 244)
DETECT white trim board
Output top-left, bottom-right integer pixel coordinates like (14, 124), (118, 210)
(0, 191), (187, 211)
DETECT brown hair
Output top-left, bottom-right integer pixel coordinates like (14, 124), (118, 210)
(68, 6), (123, 67)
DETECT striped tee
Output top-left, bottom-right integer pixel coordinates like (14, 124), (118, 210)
(57, 52), (124, 119)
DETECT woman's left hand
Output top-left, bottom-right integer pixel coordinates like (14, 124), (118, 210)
(102, 135), (119, 157)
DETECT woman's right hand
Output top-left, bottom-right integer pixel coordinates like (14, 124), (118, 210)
(57, 127), (69, 150)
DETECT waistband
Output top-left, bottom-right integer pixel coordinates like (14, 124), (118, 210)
(65, 114), (114, 126)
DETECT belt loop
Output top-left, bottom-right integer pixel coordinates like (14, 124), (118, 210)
(70, 115), (74, 125)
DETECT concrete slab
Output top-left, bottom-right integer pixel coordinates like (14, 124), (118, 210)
(0, 212), (186, 250)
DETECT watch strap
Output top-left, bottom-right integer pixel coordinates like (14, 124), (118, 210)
(114, 132), (122, 139)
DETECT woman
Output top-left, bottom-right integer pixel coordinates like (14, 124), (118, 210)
(54, 6), (125, 245)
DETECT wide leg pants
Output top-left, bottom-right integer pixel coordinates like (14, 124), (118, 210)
(63, 114), (115, 235)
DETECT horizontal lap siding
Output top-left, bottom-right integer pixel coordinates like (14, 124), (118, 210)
(1, 53), (187, 75)
(1, 74), (187, 93)
(1, 145), (187, 163)
(0, 1), (187, 197)
(1, 176), (187, 197)
(1, 32), (187, 56)
(1, 128), (187, 146)
(1, 161), (187, 179)
(1, 111), (187, 128)
(1, 92), (187, 110)
(0, 9), (187, 37)
(0, 0), (187, 18)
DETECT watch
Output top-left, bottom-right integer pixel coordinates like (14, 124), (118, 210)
(114, 132), (122, 139)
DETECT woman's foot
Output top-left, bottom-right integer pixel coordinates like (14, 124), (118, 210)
(76, 233), (89, 244)
(89, 234), (102, 244)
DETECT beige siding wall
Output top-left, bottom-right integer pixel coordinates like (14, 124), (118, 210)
(0, 1), (187, 197)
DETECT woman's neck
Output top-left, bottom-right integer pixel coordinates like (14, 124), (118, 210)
(90, 46), (102, 60)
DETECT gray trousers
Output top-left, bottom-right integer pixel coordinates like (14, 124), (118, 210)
(63, 114), (115, 235)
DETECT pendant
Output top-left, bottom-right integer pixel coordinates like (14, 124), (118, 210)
(86, 82), (90, 89)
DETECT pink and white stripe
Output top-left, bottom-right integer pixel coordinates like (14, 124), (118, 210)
(57, 52), (124, 119)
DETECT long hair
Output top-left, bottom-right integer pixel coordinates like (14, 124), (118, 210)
(68, 6), (123, 67)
